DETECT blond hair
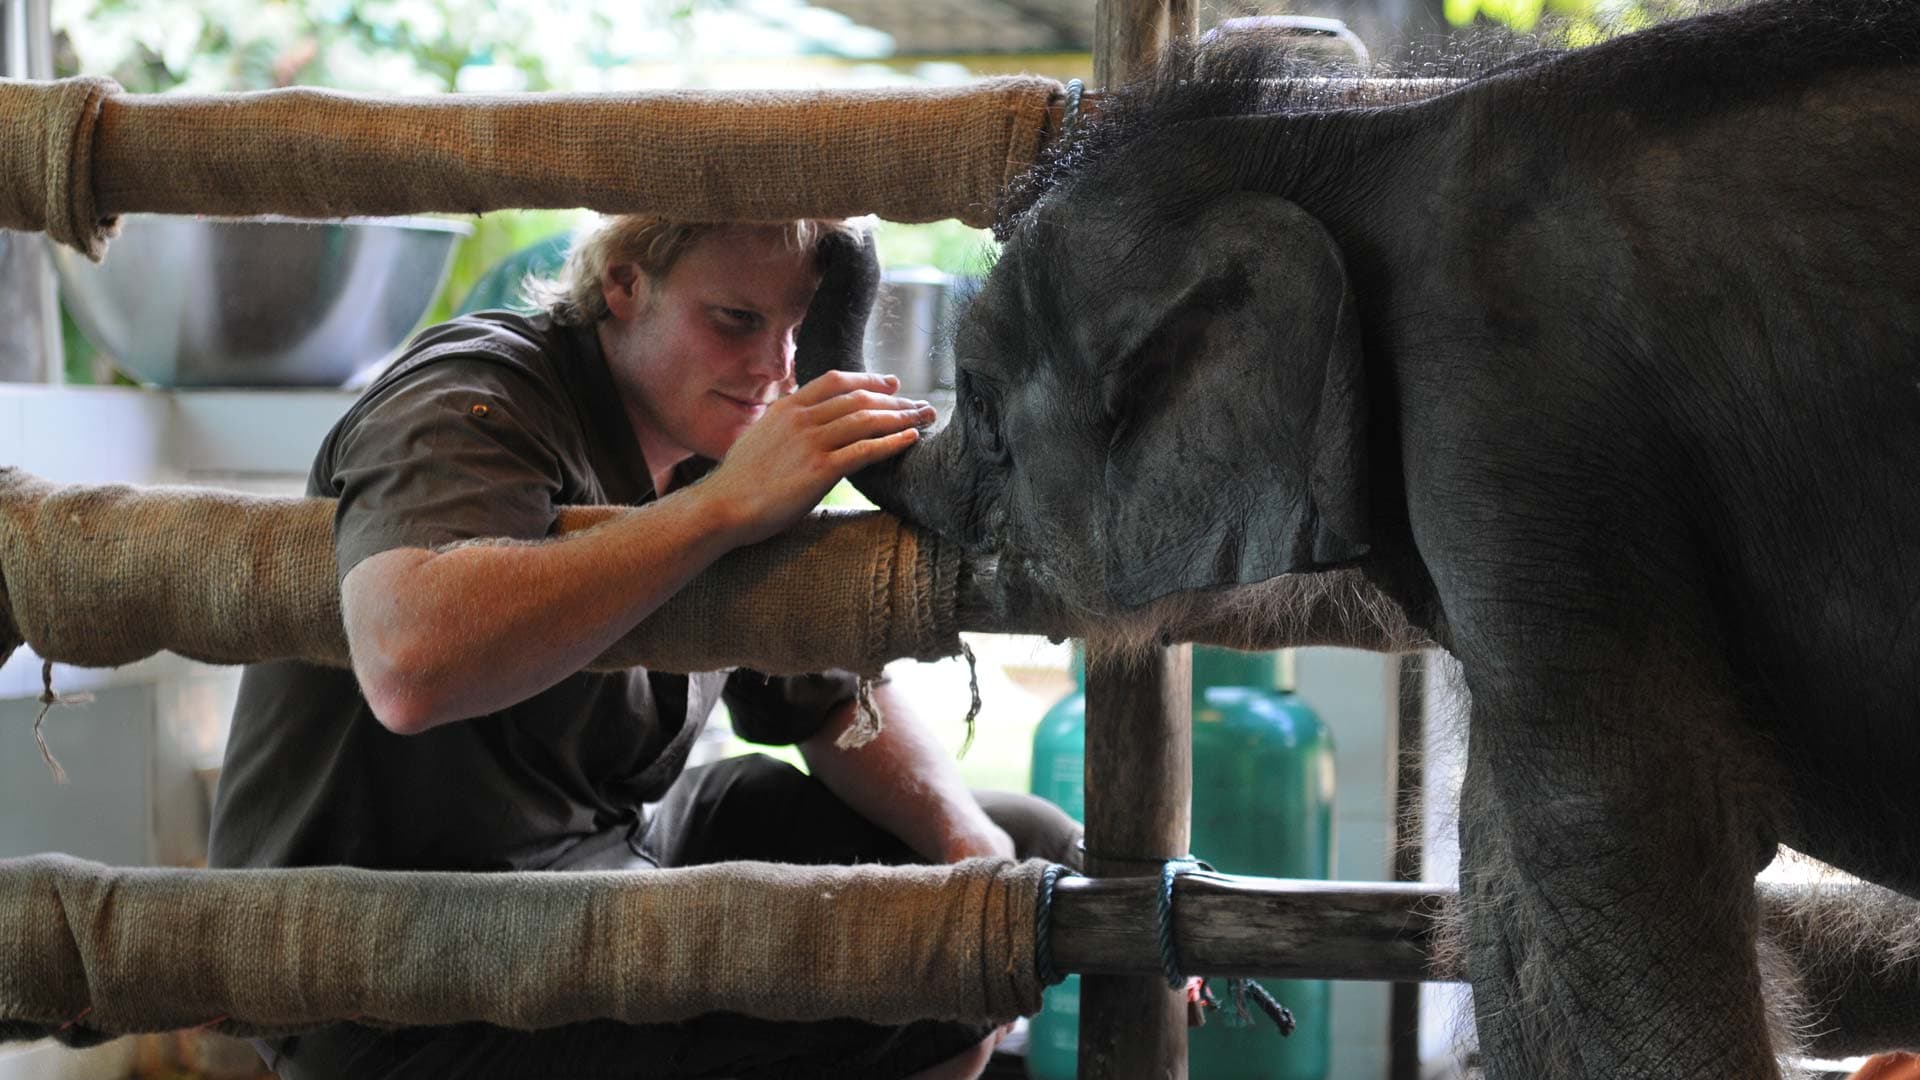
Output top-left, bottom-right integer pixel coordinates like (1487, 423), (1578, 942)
(529, 215), (863, 327)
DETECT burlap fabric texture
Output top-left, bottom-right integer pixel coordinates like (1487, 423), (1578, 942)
(0, 467), (962, 677)
(0, 853), (1052, 1045)
(0, 75), (1061, 261)
(0, 77), (118, 259)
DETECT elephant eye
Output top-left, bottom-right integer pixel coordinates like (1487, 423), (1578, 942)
(969, 390), (1005, 456)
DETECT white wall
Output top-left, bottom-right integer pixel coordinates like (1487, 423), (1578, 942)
(1297, 646), (1402, 1080)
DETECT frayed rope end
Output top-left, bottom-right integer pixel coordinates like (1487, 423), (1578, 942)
(835, 676), (886, 749)
(957, 639), (981, 759)
(32, 660), (92, 784)
(833, 640), (982, 755)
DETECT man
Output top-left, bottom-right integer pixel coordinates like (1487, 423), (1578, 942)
(209, 215), (1078, 1079)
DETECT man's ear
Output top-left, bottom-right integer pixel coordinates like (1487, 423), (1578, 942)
(1102, 192), (1368, 609)
(602, 261), (648, 321)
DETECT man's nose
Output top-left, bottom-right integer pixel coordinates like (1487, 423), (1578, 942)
(750, 329), (796, 385)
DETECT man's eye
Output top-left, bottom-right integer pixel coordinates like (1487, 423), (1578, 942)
(719, 308), (762, 330)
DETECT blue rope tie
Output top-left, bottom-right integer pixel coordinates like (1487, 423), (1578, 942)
(1061, 78), (1086, 142)
(1156, 855), (1297, 1038)
(1157, 856), (1206, 988)
(1032, 854), (1298, 1038)
(1034, 862), (1074, 988)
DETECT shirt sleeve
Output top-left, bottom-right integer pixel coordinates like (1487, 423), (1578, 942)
(722, 668), (861, 746)
(328, 356), (570, 583)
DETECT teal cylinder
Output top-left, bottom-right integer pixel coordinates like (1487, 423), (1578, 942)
(1187, 647), (1335, 1080)
(1025, 651), (1085, 1080)
(1026, 646), (1335, 1080)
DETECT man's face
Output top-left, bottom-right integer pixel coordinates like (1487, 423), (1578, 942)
(606, 226), (821, 467)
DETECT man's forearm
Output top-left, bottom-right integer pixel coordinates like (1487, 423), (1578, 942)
(343, 483), (755, 733)
(798, 675), (1013, 864)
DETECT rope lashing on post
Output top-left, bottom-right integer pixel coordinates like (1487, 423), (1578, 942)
(1062, 851), (1298, 1037)
(1156, 856), (1296, 1036)
(1060, 78), (1087, 141)
(1033, 862), (1076, 988)
(1158, 856), (1296, 1035)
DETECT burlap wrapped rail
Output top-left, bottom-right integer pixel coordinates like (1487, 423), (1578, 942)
(0, 77), (118, 259)
(0, 75), (1061, 261)
(0, 467), (962, 677)
(0, 853), (1050, 1045)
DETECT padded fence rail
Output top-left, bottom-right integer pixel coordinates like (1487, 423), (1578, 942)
(0, 467), (962, 677)
(10, 855), (1909, 1061)
(0, 75), (1062, 260)
(0, 854), (1049, 1045)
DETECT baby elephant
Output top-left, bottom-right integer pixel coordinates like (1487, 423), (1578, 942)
(828, 0), (1920, 1075)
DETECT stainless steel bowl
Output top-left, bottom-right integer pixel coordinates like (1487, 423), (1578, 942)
(50, 214), (471, 388)
(863, 267), (962, 397)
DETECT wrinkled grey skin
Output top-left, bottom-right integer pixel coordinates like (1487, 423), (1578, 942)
(817, 1), (1920, 1075)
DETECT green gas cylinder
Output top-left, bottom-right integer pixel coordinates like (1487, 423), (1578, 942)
(1026, 647), (1335, 1080)
(1025, 650), (1086, 1080)
(1187, 647), (1334, 1080)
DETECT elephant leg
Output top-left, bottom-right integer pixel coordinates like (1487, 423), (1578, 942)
(1457, 663), (1788, 1079)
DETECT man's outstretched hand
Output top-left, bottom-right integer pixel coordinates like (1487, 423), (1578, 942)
(700, 369), (935, 548)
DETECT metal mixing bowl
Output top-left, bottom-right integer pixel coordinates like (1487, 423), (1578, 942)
(862, 267), (964, 397)
(50, 214), (471, 388)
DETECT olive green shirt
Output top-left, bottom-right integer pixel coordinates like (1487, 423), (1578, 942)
(209, 311), (854, 873)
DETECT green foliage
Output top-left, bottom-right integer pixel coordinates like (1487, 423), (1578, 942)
(421, 209), (585, 326)
(1443, 0), (1703, 42)
(51, 0), (705, 93)
(872, 220), (998, 279)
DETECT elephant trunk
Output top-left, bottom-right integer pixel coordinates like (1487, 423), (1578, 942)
(791, 262), (970, 543)
(847, 425), (966, 543)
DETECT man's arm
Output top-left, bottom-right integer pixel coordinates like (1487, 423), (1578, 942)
(796, 670), (1014, 864)
(345, 484), (743, 734)
(344, 369), (928, 735)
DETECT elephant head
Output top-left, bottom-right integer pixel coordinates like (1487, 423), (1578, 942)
(830, 115), (1375, 627)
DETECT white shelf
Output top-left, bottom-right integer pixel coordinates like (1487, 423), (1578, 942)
(0, 383), (357, 483)
(0, 1037), (134, 1080)
(168, 387), (360, 477)
(0, 384), (353, 700)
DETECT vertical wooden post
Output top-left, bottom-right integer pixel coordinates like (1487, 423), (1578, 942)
(1080, 647), (1193, 1079)
(1094, 0), (1196, 89)
(1080, 4), (1198, 1077)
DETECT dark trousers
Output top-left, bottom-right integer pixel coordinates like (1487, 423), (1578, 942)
(259, 755), (1082, 1079)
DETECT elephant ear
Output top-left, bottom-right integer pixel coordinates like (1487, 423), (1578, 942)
(1102, 193), (1368, 609)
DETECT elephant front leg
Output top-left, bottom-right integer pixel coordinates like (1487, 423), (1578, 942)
(1458, 669), (1789, 1079)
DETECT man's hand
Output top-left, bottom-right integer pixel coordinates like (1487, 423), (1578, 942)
(699, 370), (935, 548)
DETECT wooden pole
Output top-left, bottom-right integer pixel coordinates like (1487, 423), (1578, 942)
(1081, 0), (1198, 1071)
(1094, 0), (1194, 89)
(1080, 648), (1194, 1078)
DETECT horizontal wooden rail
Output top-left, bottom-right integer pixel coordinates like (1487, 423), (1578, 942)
(1050, 872), (1455, 983)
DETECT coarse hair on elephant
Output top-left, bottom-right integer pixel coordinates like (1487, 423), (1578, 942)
(814, 0), (1920, 1076)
